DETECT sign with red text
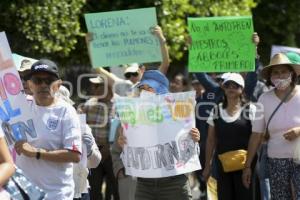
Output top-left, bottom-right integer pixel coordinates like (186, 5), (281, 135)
(115, 91), (201, 178)
(188, 16), (255, 72)
(84, 8), (162, 67)
(0, 32), (36, 146)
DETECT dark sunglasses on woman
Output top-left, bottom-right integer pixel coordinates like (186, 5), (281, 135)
(223, 81), (241, 89)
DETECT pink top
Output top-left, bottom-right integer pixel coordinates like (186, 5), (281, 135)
(252, 86), (300, 158)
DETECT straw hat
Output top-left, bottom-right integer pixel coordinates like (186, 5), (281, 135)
(261, 52), (300, 80)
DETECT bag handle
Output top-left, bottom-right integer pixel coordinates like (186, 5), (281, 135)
(264, 87), (294, 139)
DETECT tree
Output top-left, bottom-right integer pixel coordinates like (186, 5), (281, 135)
(252, 0), (300, 64)
(0, 0), (257, 67)
(157, 0), (257, 62)
(0, 0), (85, 62)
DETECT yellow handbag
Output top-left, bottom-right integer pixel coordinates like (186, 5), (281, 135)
(218, 150), (247, 172)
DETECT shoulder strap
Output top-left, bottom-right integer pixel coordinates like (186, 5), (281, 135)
(266, 88), (293, 132)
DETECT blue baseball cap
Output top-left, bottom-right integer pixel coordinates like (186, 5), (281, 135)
(137, 70), (169, 94)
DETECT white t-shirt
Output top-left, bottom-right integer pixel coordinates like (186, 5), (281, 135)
(207, 103), (256, 126)
(252, 86), (300, 158)
(16, 99), (82, 200)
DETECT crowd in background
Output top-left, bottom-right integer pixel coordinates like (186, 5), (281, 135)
(0, 22), (300, 200)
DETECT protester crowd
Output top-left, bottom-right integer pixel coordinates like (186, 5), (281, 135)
(0, 16), (300, 200)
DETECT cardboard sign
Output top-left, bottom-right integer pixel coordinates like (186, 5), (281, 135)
(115, 91), (201, 178)
(85, 8), (162, 67)
(0, 32), (36, 146)
(271, 45), (300, 58)
(188, 16), (255, 72)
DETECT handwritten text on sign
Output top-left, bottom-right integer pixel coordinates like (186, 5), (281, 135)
(0, 32), (36, 146)
(85, 8), (162, 67)
(188, 16), (255, 72)
(115, 91), (201, 178)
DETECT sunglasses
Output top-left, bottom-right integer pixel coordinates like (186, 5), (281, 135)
(31, 76), (58, 85)
(223, 81), (241, 89)
(125, 72), (139, 79)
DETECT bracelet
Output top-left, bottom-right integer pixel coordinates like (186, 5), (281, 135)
(36, 149), (41, 160)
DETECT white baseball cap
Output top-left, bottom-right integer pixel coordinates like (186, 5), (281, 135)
(222, 73), (245, 88)
(89, 76), (104, 84)
(124, 63), (139, 74)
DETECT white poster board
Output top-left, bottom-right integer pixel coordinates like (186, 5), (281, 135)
(271, 45), (300, 58)
(0, 32), (36, 147)
(115, 91), (201, 178)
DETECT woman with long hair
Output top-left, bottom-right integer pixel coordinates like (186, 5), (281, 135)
(203, 73), (256, 200)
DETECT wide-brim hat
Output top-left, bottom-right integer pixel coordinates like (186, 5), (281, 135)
(261, 52), (300, 80)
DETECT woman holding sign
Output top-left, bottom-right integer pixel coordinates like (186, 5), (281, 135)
(203, 73), (256, 200)
(118, 70), (200, 200)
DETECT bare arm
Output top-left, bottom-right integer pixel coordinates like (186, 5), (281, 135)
(95, 67), (124, 86)
(242, 132), (262, 188)
(0, 137), (15, 186)
(111, 125), (125, 177)
(152, 26), (170, 75)
(202, 125), (217, 181)
(39, 149), (81, 163)
(245, 132), (262, 168)
(15, 141), (81, 163)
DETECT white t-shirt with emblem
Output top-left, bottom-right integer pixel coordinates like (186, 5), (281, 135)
(16, 99), (82, 200)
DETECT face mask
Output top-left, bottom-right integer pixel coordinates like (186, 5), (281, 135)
(140, 90), (156, 98)
(271, 74), (292, 90)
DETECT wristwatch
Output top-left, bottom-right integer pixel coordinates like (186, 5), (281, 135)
(36, 149), (41, 160)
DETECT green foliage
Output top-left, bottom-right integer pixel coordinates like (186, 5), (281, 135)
(16, 0), (85, 55)
(0, 0), (257, 66)
(252, 0), (300, 64)
(157, 0), (257, 62)
(0, 0), (85, 61)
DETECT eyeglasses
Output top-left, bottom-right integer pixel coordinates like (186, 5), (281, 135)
(223, 81), (241, 89)
(31, 76), (58, 85)
(124, 72), (139, 79)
